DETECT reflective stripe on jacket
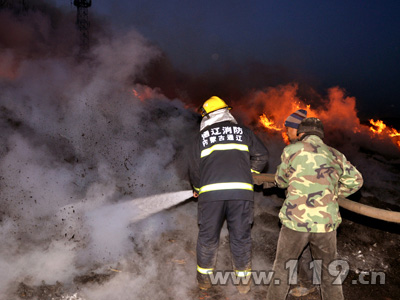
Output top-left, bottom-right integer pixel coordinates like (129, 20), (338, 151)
(189, 120), (268, 202)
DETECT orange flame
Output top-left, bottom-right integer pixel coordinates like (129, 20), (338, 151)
(252, 84), (400, 150)
(259, 114), (291, 144)
(259, 114), (282, 131)
(369, 119), (400, 140)
(131, 84), (159, 102)
(389, 129), (400, 137)
(281, 132), (290, 145)
(369, 119), (386, 134)
(132, 88), (145, 101)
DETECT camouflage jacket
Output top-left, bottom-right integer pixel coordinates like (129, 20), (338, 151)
(275, 135), (363, 233)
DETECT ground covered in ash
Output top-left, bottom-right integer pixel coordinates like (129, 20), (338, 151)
(10, 188), (400, 300)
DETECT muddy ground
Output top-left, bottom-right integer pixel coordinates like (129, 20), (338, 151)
(12, 188), (400, 300)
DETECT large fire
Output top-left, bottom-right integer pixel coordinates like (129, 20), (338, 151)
(369, 119), (400, 137)
(131, 82), (400, 151)
(254, 84), (400, 150)
(368, 119), (400, 148)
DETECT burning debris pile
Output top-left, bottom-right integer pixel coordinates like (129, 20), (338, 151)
(254, 84), (400, 153)
(0, 2), (399, 300)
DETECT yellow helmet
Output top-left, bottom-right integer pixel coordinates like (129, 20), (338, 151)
(200, 96), (231, 117)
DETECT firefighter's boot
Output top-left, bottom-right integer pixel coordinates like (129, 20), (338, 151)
(197, 271), (212, 290)
(236, 273), (251, 294)
(236, 282), (251, 294)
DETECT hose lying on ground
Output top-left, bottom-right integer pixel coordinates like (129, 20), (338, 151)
(253, 173), (400, 224)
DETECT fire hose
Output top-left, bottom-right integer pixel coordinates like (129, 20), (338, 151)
(253, 173), (400, 224)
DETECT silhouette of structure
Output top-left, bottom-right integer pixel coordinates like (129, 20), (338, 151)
(0, 0), (27, 10)
(74, 0), (92, 54)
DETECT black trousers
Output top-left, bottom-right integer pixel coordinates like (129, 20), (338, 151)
(197, 200), (253, 272)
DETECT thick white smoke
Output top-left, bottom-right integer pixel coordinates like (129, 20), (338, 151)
(0, 6), (201, 299)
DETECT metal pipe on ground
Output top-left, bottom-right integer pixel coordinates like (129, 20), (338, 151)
(252, 173), (400, 224)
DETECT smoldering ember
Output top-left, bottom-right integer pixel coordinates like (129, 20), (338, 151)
(0, 2), (399, 300)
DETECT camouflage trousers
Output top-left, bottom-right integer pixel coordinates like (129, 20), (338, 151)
(266, 226), (344, 300)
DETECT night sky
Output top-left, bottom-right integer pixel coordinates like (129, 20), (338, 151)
(54, 0), (400, 123)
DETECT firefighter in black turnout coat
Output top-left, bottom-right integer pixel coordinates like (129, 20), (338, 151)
(189, 96), (269, 294)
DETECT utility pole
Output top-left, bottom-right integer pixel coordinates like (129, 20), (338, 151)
(0, 0), (11, 8)
(73, 0), (92, 54)
(0, 0), (27, 10)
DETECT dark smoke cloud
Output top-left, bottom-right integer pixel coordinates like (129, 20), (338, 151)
(137, 52), (297, 109)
